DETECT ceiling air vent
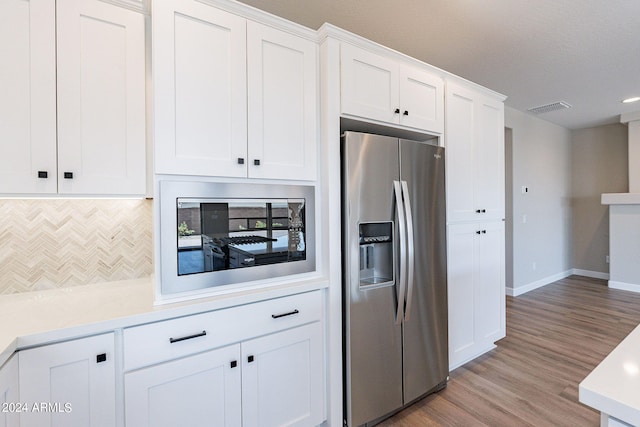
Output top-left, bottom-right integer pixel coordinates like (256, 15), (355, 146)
(527, 101), (572, 114)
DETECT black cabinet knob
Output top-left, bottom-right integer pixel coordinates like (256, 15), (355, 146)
(230, 360), (237, 368)
(254, 159), (260, 166)
(476, 209), (481, 213)
(237, 158), (245, 165)
(96, 353), (107, 363)
(403, 110), (409, 116)
(247, 355), (254, 363)
(482, 230), (487, 234)
(38, 171), (48, 179)
(64, 172), (73, 179)
(476, 231), (482, 235)
(394, 108), (400, 114)
(482, 209), (486, 213)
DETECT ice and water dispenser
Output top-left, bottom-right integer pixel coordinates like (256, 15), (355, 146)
(359, 222), (394, 287)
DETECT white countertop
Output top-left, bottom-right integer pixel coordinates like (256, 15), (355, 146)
(601, 193), (640, 205)
(0, 276), (328, 368)
(579, 323), (640, 425)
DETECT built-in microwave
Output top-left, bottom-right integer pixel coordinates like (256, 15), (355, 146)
(158, 181), (315, 299)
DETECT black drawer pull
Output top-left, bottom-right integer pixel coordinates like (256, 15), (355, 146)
(96, 353), (107, 363)
(38, 171), (48, 179)
(271, 309), (299, 319)
(169, 330), (207, 344)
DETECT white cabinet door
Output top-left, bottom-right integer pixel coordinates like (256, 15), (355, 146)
(247, 21), (317, 181)
(340, 43), (400, 125)
(398, 65), (444, 133)
(447, 222), (505, 369)
(341, 43), (444, 134)
(445, 84), (476, 222)
(0, 355), (19, 427)
(446, 82), (505, 222)
(476, 97), (505, 220)
(125, 344), (242, 427)
(242, 322), (324, 427)
(56, 0), (146, 195)
(153, 0), (247, 177)
(19, 333), (116, 427)
(476, 221), (505, 345)
(447, 222), (477, 367)
(0, 0), (57, 194)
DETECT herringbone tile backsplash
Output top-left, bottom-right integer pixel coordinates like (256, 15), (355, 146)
(0, 199), (153, 294)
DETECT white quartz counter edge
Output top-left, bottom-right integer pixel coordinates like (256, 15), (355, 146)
(0, 276), (328, 368)
(579, 323), (640, 426)
(601, 193), (640, 205)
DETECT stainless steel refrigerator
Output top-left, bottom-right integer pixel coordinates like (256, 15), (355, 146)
(342, 131), (448, 426)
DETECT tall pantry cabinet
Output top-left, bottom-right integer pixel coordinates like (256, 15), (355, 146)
(0, 0), (146, 196)
(445, 81), (506, 369)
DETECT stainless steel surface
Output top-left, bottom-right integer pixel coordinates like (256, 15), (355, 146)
(399, 138), (448, 404)
(342, 132), (448, 426)
(401, 180), (415, 322)
(393, 180), (407, 325)
(343, 132), (403, 427)
(159, 181), (315, 296)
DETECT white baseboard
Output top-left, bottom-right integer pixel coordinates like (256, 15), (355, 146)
(506, 270), (573, 297)
(609, 280), (640, 293)
(572, 269), (610, 280)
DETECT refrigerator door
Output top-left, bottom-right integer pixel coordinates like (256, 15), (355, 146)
(342, 132), (403, 426)
(399, 139), (449, 404)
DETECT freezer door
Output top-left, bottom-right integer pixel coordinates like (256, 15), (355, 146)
(342, 132), (403, 426)
(399, 139), (449, 403)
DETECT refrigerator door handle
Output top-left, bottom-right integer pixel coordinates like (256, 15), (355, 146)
(393, 180), (407, 325)
(401, 180), (415, 322)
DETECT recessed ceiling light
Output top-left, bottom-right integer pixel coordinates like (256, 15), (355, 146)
(622, 97), (640, 104)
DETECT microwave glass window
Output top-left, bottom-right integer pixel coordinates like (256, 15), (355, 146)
(176, 198), (306, 276)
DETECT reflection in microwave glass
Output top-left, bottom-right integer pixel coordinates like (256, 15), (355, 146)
(176, 199), (306, 276)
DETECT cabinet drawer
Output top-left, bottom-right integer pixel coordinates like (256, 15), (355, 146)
(124, 290), (322, 371)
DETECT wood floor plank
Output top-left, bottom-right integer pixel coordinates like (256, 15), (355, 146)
(377, 275), (640, 426)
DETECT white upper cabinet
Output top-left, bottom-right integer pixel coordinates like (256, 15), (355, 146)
(247, 21), (317, 181)
(340, 43), (444, 134)
(154, 0), (318, 181)
(57, 0), (146, 195)
(0, 0), (57, 194)
(0, 0), (146, 196)
(445, 81), (505, 222)
(153, 0), (248, 178)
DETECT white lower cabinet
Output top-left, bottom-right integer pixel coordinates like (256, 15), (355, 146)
(124, 291), (325, 426)
(125, 344), (242, 427)
(241, 322), (323, 427)
(18, 333), (116, 427)
(125, 322), (323, 427)
(0, 355), (19, 427)
(447, 221), (505, 369)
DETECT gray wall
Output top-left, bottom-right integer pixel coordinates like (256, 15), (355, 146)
(570, 124), (628, 275)
(505, 128), (514, 289)
(505, 107), (572, 294)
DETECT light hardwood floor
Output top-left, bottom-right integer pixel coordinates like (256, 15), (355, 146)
(379, 275), (640, 426)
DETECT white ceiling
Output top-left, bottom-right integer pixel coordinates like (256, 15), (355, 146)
(238, 0), (640, 130)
